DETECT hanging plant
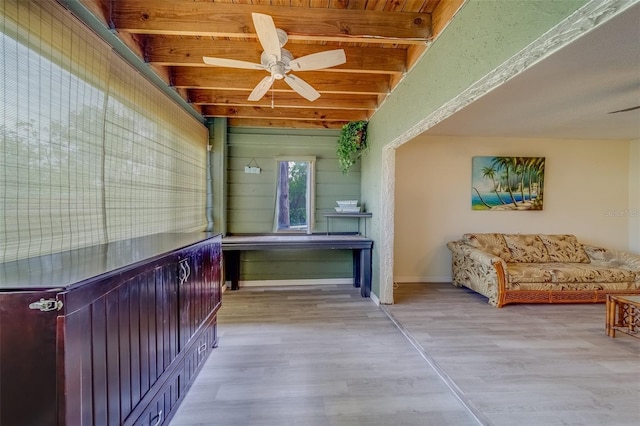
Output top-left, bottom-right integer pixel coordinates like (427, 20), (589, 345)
(336, 120), (368, 174)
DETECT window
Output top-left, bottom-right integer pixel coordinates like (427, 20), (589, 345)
(274, 157), (315, 233)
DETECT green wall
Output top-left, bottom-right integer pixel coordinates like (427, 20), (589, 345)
(362, 0), (591, 298)
(224, 126), (363, 282)
(210, 0), (613, 291)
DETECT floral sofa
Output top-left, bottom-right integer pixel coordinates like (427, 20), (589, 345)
(447, 233), (640, 307)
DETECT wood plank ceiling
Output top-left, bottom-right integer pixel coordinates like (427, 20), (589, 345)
(77, 0), (464, 129)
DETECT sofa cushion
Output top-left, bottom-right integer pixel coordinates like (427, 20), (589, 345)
(463, 233), (512, 261)
(506, 262), (636, 284)
(549, 263), (636, 283)
(506, 280), (640, 292)
(538, 234), (590, 263)
(506, 263), (554, 284)
(503, 234), (550, 263)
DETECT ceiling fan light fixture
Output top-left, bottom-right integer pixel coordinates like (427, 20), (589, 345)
(271, 63), (286, 80)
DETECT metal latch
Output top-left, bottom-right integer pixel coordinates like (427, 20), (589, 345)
(29, 298), (63, 312)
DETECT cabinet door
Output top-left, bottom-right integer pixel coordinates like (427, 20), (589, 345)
(178, 249), (202, 350)
(177, 239), (222, 351)
(0, 291), (58, 426)
(61, 261), (178, 426)
(203, 240), (222, 319)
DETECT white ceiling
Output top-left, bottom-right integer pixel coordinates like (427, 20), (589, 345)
(426, 3), (640, 140)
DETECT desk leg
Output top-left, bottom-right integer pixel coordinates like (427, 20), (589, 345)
(224, 251), (240, 290)
(360, 248), (372, 298)
(353, 250), (361, 289)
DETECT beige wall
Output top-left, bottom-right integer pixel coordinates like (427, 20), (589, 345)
(630, 139), (640, 253)
(394, 135), (633, 283)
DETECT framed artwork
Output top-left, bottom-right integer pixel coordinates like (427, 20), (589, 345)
(471, 156), (545, 211)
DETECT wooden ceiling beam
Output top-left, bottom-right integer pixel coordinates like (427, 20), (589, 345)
(189, 90), (378, 110)
(227, 118), (347, 130)
(145, 38), (406, 74)
(111, 1), (431, 44)
(172, 68), (390, 95)
(201, 106), (370, 122)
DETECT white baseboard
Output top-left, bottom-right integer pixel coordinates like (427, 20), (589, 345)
(369, 291), (380, 305)
(225, 278), (354, 288)
(394, 276), (452, 283)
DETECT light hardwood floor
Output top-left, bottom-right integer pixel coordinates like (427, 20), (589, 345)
(169, 285), (479, 426)
(386, 283), (640, 426)
(170, 283), (640, 426)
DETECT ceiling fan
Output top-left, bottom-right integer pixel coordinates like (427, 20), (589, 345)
(608, 105), (640, 114)
(202, 13), (346, 102)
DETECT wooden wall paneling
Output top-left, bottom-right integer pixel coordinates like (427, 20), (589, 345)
(154, 269), (163, 378)
(225, 128), (362, 283)
(106, 289), (122, 426)
(139, 273), (151, 399)
(147, 271), (158, 385)
(226, 128), (357, 235)
(169, 263), (179, 365)
(118, 283), (133, 421)
(178, 258), (189, 350)
(91, 274), (109, 425)
(196, 249), (205, 331)
(60, 299), (94, 426)
(159, 263), (176, 371)
(214, 244), (222, 316)
(189, 250), (199, 340)
(129, 275), (142, 409)
(138, 274), (155, 395)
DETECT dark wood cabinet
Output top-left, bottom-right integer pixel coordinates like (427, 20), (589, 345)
(0, 233), (221, 426)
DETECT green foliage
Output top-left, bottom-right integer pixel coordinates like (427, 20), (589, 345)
(336, 121), (368, 174)
(288, 162), (308, 226)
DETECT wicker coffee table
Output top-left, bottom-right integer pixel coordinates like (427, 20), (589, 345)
(606, 294), (640, 338)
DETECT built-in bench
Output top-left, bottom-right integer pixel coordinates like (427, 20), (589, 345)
(222, 234), (373, 297)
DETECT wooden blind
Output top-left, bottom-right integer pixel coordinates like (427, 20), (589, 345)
(0, 0), (207, 263)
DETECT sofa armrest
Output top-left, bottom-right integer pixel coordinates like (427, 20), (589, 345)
(447, 240), (507, 269)
(447, 240), (508, 307)
(583, 245), (640, 277)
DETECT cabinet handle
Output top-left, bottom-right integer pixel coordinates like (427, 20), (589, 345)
(179, 259), (191, 285)
(185, 261), (191, 280)
(179, 260), (188, 285)
(151, 410), (163, 426)
(28, 298), (63, 312)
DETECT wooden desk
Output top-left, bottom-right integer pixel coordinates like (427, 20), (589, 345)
(222, 234), (373, 297)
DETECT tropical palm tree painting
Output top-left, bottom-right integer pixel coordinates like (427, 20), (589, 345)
(471, 156), (545, 210)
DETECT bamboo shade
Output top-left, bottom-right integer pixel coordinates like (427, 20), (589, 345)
(0, 0), (208, 263)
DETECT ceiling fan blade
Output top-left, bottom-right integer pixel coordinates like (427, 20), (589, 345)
(288, 49), (346, 71)
(248, 75), (275, 101)
(203, 56), (265, 70)
(608, 105), (640, 114)
(252, 13), (281, 61)
(284, 74), (320, 102)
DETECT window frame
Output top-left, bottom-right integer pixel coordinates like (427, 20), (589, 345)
(273, 156), (316, 234)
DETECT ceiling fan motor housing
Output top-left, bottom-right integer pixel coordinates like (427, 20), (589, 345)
(261, 49), (293, 80)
